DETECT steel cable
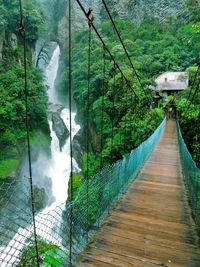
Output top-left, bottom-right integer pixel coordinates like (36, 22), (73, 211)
(75, 0), (138, 99)
(19, 1), (40, 265)
(101, 0), (150, 102)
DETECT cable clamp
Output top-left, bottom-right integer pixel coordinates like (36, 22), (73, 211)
(87, 8), (94, 28)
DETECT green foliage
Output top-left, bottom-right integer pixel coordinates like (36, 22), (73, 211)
(177, 66), (200, 167)
(0, 47), (48, 155)
(82, 153), (100, 179)
(39, 0), (67, 39)
(70, 172), (82, 200)
(18, 237), (67, 266)
(71, 11), (199, 178)
(0, 1), (48, 178)
(0, 2), (7, 30)
(0, 159), (19, 180)
(1, 0), (44, 43)
(73, 177), (103, 226)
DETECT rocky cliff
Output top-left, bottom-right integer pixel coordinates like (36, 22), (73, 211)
(100, 0), (186, 23)
(74, 0), (186, 25)
(49, 0), (186, 55)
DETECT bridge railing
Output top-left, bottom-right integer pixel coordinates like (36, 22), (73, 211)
(68, 117), (166, 263)
(0, 118), (166, 266)
(177, 121), (200, 234)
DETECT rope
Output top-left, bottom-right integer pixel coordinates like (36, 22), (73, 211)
(130, 86), (137, 143)
(183, 65), (200, 116)
(120, 75), (124, 148)
(75, 0), (138, 99)
(187, 80), (200, 108)
(185, 65), (199, 105)
(111, 62), (116, 161)
(102, 0), (151, 102)
(100, 45), (106, 169)
(19, 0), (40, 266)
(86, 18), (92, 241)
(125, 83), (128, 149)
(68, 0), (74, 265)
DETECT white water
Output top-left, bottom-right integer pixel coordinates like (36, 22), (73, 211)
(0, 45), (81, 266)
(45, 45), (80, 211)
(46, 46), (60, 104)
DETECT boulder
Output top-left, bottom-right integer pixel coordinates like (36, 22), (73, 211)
(51, 111), (69, 151)
(72, 130), (84, 168)
(31, 175), (55, 212)
(48, 103), (64, 114)
(32, 186), (46, 212)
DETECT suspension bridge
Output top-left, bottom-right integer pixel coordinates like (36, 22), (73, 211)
(0, 0), (200, 266)
(76, 119), (200, 267)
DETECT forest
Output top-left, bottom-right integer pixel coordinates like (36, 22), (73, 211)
(0, 0), (49, 179)
(70, 1), (199, 182)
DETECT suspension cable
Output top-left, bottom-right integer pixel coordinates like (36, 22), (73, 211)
(68, 0), (74, 265)
(183, 65), (200, 116)
(19, 1), (40, 266)
(75, 0), (138, 99)
(185, 65), (200, 105)
(111, 62), (116, 161)
(102, 0), (151, 102)
(100, 45), (106, 169)
(119, 99), (122, 148)
(120, 75), (124, 149)
(86, 19), (92, 242)
(125, 83), (128, 146)
(184, 80), (200, 115)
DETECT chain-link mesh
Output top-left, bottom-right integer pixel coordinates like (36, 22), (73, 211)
(177, 121), (200, 234)
(0, 118), (166, 266)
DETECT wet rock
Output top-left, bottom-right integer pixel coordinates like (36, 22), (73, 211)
(72, 129), (84, 167)
(31, 175), (55, 212)
(48, 103), (64, 113)
(32, 187), (46, 212)
(51, 111), (69, 151)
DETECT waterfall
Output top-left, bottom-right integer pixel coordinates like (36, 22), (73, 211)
(46, 46), (60, 104)
(44, 45), (80, 210)
(0, 45), (80, 266)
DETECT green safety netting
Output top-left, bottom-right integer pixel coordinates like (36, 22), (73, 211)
(0, 118), (166, 266)
(177, 121), (200, 235)
(68, 117), (166, 264)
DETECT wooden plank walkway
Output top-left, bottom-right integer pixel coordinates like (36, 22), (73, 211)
(76, 119), (200, 267)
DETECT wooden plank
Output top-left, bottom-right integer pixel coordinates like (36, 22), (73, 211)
(110, 210), (191, 231)
(80, 248), (162, 267)
(90, 236), (196, 265)
(75, 257), (117, 267)
(101, 220), (195, 246)
(99, 225), (195, 252)
(107, 216), (191, 238)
